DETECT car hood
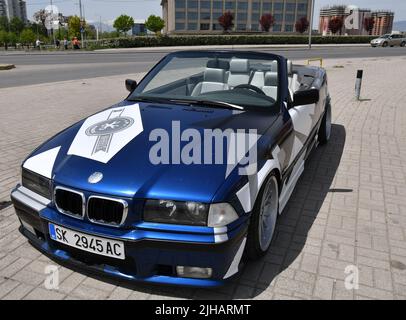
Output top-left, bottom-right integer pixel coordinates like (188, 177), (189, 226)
(23, 100), (278, 202)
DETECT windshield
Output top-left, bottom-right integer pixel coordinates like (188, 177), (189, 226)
(129, 51), (281, 110)
(381, 34), (391, 39)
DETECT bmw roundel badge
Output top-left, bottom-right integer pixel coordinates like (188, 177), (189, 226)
(88, 172), (103, 184)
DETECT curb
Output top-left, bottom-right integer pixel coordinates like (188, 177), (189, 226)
(0, 64), (15, 70)
(95, 43), (371, 53)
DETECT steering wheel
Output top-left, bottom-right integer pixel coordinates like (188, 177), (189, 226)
(233, 84), (266, 96)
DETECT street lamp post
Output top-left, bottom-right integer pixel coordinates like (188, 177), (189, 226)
(79, 0), (84, 47)
(96, 15), (102, 41)
(309, 0), (315, 49)
(50, 0), (56, 46)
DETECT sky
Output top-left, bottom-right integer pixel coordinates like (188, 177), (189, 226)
(25, 0), (406, 26)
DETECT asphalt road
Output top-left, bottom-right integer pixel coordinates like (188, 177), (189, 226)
(0, 46), (405, 88)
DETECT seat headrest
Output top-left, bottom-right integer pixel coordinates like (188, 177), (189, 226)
(264, 72), (278, 86)
(271, 60), (278, 73)
(287, 60), (293, 76)
(204, 68), (226, 83)
(230, 58), (250, 73)
(207, 59), (230, 70)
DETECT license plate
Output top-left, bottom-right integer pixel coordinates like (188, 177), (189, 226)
(48, 223), (125, 260)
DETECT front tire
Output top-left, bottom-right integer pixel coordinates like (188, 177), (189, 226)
(318, 99), (332, 144)
(246, 174), (279, 260)
(383, 42), (388, 47)
(401, 42), (406, 47)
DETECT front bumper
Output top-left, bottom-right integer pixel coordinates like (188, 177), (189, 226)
(11, 185), (248, 287)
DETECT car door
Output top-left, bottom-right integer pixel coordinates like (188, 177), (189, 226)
(392, 35), (401, 46)
(286, 79), (326, 166)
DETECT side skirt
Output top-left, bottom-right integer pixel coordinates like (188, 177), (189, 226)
(278, 153), (305, 213)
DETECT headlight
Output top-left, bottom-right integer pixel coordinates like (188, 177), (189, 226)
(22, 168), (52, 199)
(144, 199), (209, 226)
(143, 200), (239, 227)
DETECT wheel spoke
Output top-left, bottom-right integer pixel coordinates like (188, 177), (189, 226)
(258, 176), (279, 251)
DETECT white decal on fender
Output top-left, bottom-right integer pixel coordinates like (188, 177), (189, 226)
(67, 104), (143, 163)
(223, 237), (246, 279)
(236, 146), (281, 213)
(225, 131), (261, 179)
(289, 104), (315, 137)
(23, 146), (61, 179)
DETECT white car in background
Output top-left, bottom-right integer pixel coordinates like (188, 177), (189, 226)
(371, 34), (406, 47)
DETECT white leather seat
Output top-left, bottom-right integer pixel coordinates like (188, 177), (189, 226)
(250, 71), (265, 88)
(227, 58), (251, 88)
(262, 71), (278, 100)
(287, 60), (299, 100)
(287, 60), (293, 76)
(249, 60), (278, 89)
(191, 68), (229, 96)
(271, 60), (278, 74)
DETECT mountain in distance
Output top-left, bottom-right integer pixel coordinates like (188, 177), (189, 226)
(393, 21), (406, 32)
(87, 20), (115, 33)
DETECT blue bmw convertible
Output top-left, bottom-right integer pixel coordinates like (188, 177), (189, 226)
(11, 51), (331, 287)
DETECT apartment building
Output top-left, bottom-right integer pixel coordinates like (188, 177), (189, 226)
(372, 11), (394, 36)
(162, 0), (312, 34)
(0, 0), (27, 23)
(319, 5), (394, 36)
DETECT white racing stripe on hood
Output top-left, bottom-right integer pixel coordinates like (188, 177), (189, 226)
(23, 146), (61, 179)
(67, 104), (143, 163)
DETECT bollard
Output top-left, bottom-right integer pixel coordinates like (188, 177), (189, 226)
(355, 70), (363, 100)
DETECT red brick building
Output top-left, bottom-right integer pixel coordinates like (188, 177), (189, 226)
(372, 11), (395, 36)
(318, 5), (394, 36)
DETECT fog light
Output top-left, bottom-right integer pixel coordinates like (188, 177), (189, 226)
(176, 266), (213, 279)
(20, 219), (35, 235)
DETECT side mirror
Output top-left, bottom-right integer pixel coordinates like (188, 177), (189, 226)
(125, 79), (137, 92)
(292, 88), (319, 107)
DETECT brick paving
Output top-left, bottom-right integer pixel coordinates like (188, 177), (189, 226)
(1, 56), (406, 300)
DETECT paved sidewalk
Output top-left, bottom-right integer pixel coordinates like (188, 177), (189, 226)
(1, 56), (406, 299)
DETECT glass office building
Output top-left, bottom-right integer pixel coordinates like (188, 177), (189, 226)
(162, 0), (311, 34)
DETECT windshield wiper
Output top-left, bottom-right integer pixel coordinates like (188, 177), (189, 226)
(169, 99), (244, 111)
(128, 96), (169, 104)
(129, 96), (244, 111)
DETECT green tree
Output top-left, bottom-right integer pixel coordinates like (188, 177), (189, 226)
(0, 30), (9, 49)
(145, 15), (165, 34)
(68, 15), (82, 38)
(113, 14), (134, 35)
(85, 24), (97, 40)
(56, 27), (69, 40)
(8, 32), (18, 49)
(29, 22), (48, 38)
(10, 17), (25, 35)
(0, 16), (9, 31)
(100, 30), (120, 39)
(20, 29), (36, 48)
